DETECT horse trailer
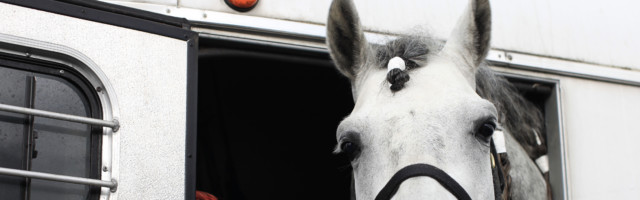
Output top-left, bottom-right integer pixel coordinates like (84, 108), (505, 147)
(0, 0), (639, 199)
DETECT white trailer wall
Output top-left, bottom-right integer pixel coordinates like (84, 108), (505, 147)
(114, 0), (640, 71)
(105, 0), (640, 199)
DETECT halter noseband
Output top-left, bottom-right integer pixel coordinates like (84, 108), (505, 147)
(374, 163), (472, 200)
(373, 139), (507, 200)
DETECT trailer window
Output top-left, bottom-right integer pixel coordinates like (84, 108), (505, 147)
(0, 53), (102, 200)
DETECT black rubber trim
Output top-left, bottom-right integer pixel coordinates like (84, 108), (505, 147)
(1, 0), (193, 41)
(185, 36), (199, 200)
(57, 0), (190, 28)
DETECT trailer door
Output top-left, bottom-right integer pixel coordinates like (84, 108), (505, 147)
(0, 1), (197, 199)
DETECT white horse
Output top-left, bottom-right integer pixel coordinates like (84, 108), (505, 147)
(326, 0), (550, 199)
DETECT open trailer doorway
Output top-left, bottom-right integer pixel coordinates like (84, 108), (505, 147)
(192, 34), (560, 200)
(195, 35), (355, 199)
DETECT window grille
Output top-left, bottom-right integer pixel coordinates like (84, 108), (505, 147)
(0, 52), (114, 199)
(0, 103), (118, 191)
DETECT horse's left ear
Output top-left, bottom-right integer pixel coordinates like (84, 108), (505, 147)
(326, 0), (368, 81)
(441, 0), (491, 80)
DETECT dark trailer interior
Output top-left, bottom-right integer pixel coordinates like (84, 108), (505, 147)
(196, 37), (355, 199)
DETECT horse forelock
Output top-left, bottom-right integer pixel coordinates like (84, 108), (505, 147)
(370, 35), (442, 72)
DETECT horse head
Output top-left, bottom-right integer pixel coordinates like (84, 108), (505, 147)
(327, 0), (497, 199)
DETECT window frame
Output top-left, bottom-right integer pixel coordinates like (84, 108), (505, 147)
(495, 71), (567, 200)
(0, 51), (104, 200)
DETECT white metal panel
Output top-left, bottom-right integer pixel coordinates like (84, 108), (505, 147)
(492, 66), (640, 200)
(103, 0), (640, 88)
(0, 3), (188, 200)
(491, 0), (640, 71)
(120, 0), (640, 70)
(178, 0), (228, 12)
(116, 0), (176, 6)
(561, 78), (640, 200)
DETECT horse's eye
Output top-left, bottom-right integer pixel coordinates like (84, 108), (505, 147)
(475, 122), (495, 143)
(340, 141), (360, 161)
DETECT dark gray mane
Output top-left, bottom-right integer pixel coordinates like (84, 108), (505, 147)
(475, 67), (546, 158)
(373, 36), (546, 158)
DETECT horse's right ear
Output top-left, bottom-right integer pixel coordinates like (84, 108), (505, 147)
(327, 0), (367, 80)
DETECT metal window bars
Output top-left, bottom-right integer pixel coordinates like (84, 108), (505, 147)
(0, 102), (119, 192)
(0, 167), (118, 192)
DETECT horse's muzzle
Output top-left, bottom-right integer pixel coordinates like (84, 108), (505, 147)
(374, 163), (472, 200)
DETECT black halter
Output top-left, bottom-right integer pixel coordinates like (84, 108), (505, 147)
(374, 163), (472, 200)
(372, 139), (506, 200)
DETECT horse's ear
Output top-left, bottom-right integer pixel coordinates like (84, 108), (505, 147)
(327, 0), (368, 80)
(441, 0), (491, 78)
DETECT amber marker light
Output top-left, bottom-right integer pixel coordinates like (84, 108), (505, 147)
(224, 0), (259, 12)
